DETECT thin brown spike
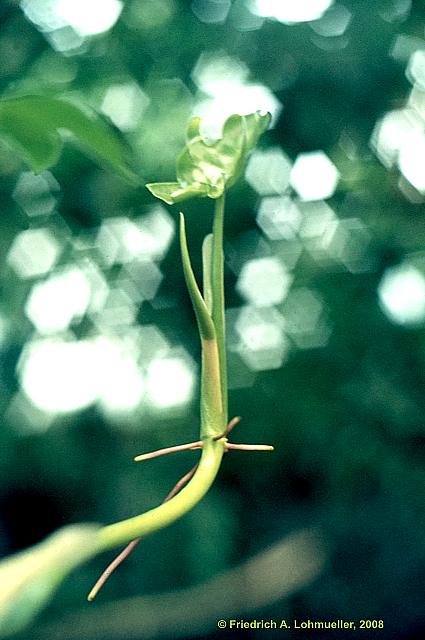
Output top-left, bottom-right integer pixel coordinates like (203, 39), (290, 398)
(134, 441), (202, 462)
(214, 415), (241, 441)
(88, 464), (199, 602)
(163, 464), (198, 502)
(225, 443), (274, 452)
(87, 538), (141, 602)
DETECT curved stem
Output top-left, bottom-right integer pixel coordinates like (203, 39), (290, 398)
(92, 194), (230, 579)
(96, 439), (225, 553)
(87, 464), (199, 601)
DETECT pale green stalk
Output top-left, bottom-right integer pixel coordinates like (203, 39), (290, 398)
(94, 201), (229, 553)
(0, 112), (273, 634)
(211, 194), (228, 423)
(96, 439), (225, 551)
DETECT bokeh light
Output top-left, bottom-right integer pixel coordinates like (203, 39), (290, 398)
(2, 3), (425, 638)
(146, 354), (195, 409)
(7, 229), (62, 279)
(191, 0), (231, 24)
(234, 305), (288, 370)
(245, 148), (292, 195)
(310, 3), (351, 37)
(192, 51), (281, 136)
(13, 171), (59, 217)
(101, 83), (150, 132)
(19, 338), (105, 413)
(251, 0), (334, 24)
(21, 0), (123, 38)
(256, 196), (301, 240)
(378, 262), (425, 326)
(290, 151), (339, 201)
(25, 266), (91, 334)
(236, 256), (292, 306)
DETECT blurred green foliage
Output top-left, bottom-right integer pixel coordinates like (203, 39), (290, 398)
(0, 95), (137, 180)
(0, 0), (425, 639)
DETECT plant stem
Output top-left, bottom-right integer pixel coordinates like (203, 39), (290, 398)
(87, 464), (199, 601)
(211, 194), (228, 425)
(95, 439), (225, 552)
(92, 195), (230, 567)
(179, 212), (223, 439)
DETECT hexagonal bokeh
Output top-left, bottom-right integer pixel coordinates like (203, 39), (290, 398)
(310, 3), (352, 37)
(378, 262), (425, 326)
(398, 132), (425, 194)
(136, 206), (175, 261)
(234, 305), (289, 371)
(236, 256), (292, 306)
(123, 259), (163, 301)
(95, 288), (137, 327)
(256, 195), (301, 240)
(245, 147), (292, 195)
(298, 200), (339, 257)
(191, 0), (231, 24)
(136, 324), (170, 364)
(324, 217), (372, 272)
(251, 0), (333, 24)
(12, 171), (59, 217)
(406, 49), (425, 90)
(191, 50), (281, 137)
(283, 287), (332, 349)
(95, 216), (145, 265)
(145, 349), (196, 409)
(18, 334), (147, 416)
(101, 82), (150, 132)
(7, 228), (62, 279)
(22, 0), (123, 38)
(290, 151), (339, 201)
(25, 266), (92, 334)
(370, 108), (421, 169)
(95, 208), (174, 266)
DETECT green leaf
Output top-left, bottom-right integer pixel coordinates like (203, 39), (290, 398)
(176, 147), (225, 198)
(186, 116), (202, 143)
(0, 524), (100, 637)
(179, 213), (215, 340)
(146, 110), (271, 204)
(146, 181), (210, 204)
(225, 111), (271, 187)
(0, 95), (138, 182)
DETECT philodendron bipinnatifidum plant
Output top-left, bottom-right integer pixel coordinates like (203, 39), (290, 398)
(0, 105), (273, 637)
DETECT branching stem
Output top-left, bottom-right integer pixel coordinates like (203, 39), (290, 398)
(87, 464), (199, 601)
(88, 180), (272, 601)
(95, 439), (225, 555)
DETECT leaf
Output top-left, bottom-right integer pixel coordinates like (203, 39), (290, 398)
(224, 111), (271, 188)
(147, 110), (271, 204)
(146, 181), (210, 204)
(186, 117), (202, 143)
(179, 213), (215, 341)
(176, 147), (225, 198)
(0, 524), (100, 637)
(0, 95), (138, 182)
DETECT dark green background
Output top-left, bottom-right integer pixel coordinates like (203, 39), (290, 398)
(1, 0), (425, 638)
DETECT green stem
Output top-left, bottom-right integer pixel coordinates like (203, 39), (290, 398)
(96, 439), (225, 552)
(200, 336), (223, 439)
(179, 213), (223, 439)
(95, 195), (230, 556)
(211, 194), (228, 424)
